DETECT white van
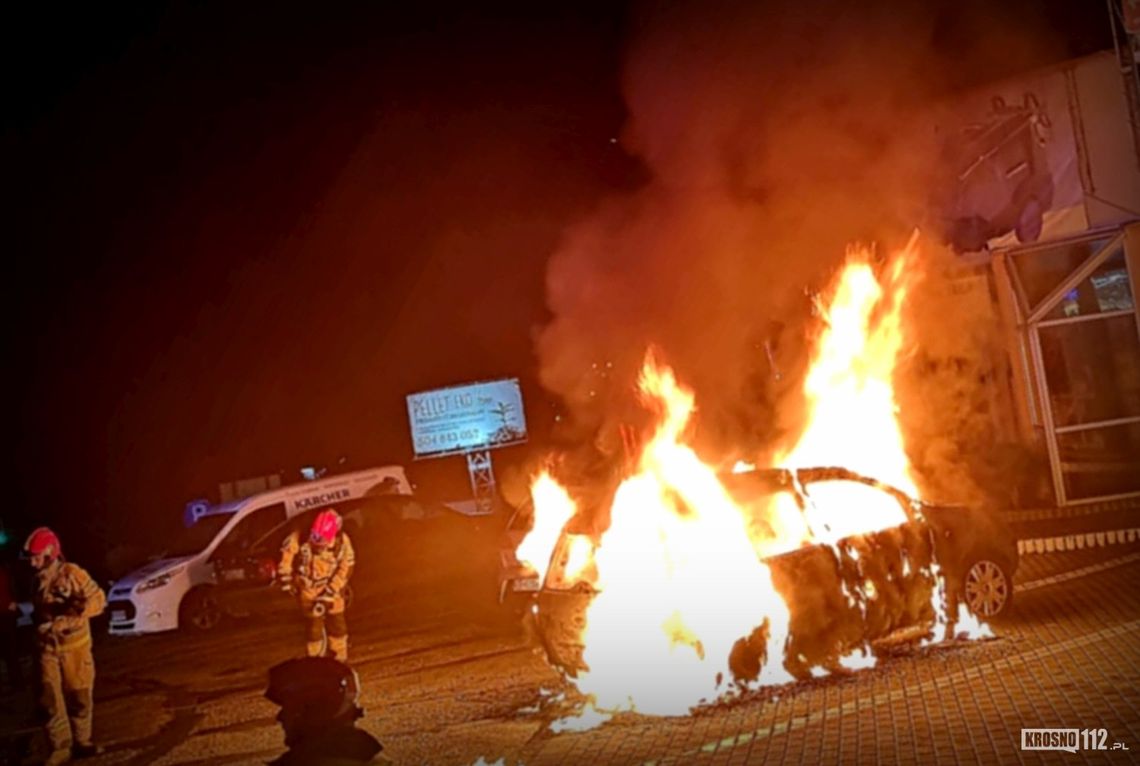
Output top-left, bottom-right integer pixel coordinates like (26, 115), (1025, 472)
(106, 466), (412, 635)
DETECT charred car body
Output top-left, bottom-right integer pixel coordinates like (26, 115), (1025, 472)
(502, 466), (1018, 682)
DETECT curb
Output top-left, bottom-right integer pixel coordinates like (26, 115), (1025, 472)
(1004, 496), (1140, 523)
(1016, 552), (1140, 592)
(1016, 527), (1140, 555)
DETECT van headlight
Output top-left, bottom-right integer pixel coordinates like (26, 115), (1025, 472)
(137, 567), (183, 593)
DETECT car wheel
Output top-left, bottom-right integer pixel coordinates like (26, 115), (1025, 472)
(1015, 198), (1044, 243)
(949, 216), (992, 253)
(963, 559), (1013, 617)
(180, 587), (222, 631)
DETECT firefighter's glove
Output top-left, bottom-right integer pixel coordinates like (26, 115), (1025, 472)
(52, 615), (82, 634)
(318, 588), (336, 603)
(279, 580), (294, 595)
(37, 621), (60, 648)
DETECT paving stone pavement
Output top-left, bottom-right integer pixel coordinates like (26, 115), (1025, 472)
(5, 551), (1138, 765)
(519, 557), (1140, 766)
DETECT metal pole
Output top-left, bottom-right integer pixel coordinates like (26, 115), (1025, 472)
(465, 449), (496, 515)
(1028, 327), (1068, 506)
(992, 253), (1040, 438)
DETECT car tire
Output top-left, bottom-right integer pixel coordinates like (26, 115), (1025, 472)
(962, 558), (1013, 618)
(180, 586), (223, 631)
(949, 216), (991, 254)
(1015, 198), (1044, 243)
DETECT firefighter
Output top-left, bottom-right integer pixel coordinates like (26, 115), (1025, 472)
(24, 527), (106, 765)
(278, 509), (355, 661)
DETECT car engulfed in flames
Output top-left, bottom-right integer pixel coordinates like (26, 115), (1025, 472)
(508, 237), (1018, 720)
(528, 465), (1017, 690)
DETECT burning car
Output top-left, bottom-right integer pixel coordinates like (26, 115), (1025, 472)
(505, 240), (1016, 716)
(497, 500), (539, 608)
(516, 465), (1017, 684)
(497, 475), (609, 612)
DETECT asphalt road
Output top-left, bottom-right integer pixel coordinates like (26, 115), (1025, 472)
(2, 544), (1139, 765)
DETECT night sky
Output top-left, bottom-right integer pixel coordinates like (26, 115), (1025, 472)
(4, 1), (1113, 567)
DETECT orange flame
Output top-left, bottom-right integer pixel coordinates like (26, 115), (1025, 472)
(573, 356), (791, 715)
(778, 235), (992, 642)
(517, 471), (576, 583)
(524, 234), (993, 722)
(784, 247), (913, 483)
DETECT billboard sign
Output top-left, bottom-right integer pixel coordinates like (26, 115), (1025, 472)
(929, 77), (1084, 253)
(929, 51), (1140, 255)
(406, 378), (528, 459)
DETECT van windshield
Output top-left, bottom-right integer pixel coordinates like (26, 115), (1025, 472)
(165, 514), (234, 558)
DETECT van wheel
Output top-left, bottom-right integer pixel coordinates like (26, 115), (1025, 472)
(180, 587), (222, 631)
(963, 559), (1013, 618)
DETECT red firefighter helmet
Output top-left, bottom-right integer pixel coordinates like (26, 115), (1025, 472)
(310, 509), (342, 547)
(24, 527), (62, 566)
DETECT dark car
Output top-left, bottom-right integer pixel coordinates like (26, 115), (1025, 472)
(207, 512), (310, 628)
(514, 466), (1018, 681)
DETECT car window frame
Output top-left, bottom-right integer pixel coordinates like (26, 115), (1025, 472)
(211, 503), (287, 560)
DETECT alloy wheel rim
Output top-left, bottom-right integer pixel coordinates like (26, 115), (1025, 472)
(965, 560), (1007, 616)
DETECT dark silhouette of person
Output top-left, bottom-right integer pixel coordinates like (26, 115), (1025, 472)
(264, 656), (386, 765)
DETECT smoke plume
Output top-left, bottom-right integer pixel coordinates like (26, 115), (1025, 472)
(536, 1), (1066, 493)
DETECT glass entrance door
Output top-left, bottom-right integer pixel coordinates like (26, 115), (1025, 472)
(1010, 230), (1140, 504)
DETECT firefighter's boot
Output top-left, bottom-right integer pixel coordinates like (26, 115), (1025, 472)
(44, 748), (72, 766)
(305, 613), (326, 658)
(327, 634), (348, 662)
(73, 743), (104, 759)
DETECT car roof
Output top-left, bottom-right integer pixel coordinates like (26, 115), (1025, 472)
(229, 465), (411, 514)
(516, 465), (916, 533)
(726, 464), (905, 488)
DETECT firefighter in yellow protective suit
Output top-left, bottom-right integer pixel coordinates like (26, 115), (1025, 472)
(25, 527), (106, 766)
(278, 509), (355, 661)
